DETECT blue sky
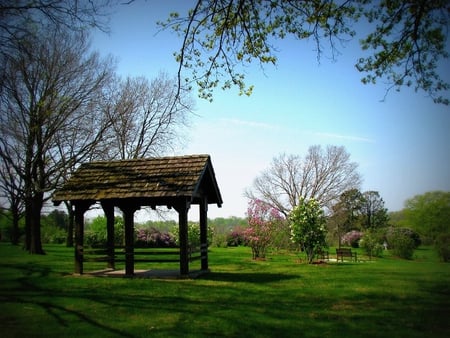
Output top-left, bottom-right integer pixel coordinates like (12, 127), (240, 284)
(91, 0), (450, 220)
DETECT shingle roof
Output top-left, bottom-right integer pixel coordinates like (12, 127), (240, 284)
(52, 154), (222, 207)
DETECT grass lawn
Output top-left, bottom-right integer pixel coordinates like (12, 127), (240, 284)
(0, 243), (449, 337)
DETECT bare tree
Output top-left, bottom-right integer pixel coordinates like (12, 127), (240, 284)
(245, 145), (362, 217)
(0, 25), (115, 253)
(0, 141), (24, 244)
(102, 72), (193, 160)
(0, 0), (115, 43)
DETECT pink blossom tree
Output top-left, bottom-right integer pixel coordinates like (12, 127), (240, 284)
(245, 199), (285, 259)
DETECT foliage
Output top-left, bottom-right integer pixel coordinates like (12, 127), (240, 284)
(135, 227), (176, 248)
(41, 210), (68, 230)
(386, 228), (416, 260)
(40, 224), (67, 245)
(208, 217), (247, 247)
(329, 189), (364, 245)
(172, 222), (214, 248)
(289, 198), (327, 264)
(435, 233), (450, 262)
(360, 191), (389, 230)
(341, 230), (364, 248)
(403, 191), (450, 246)
(85, 216), (124, 248)
(245, 198), (284, 259)
(0, 211), (25, 243)
(386, 227), (421, 249)
(359, 230), (384, 259)
(160, 1), (449, 104)
(226, 226), (248, 247)
(357, 0), (450, 105)
(269, 219), (294, 252)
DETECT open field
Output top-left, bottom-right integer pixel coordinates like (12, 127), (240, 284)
(0, 243), (449, 337)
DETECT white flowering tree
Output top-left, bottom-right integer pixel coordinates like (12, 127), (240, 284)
(289, 198), (327, 264)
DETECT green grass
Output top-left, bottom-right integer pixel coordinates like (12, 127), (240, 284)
(0, 243), (449, 337)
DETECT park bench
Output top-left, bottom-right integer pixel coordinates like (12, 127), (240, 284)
(336, 248), (357, 262)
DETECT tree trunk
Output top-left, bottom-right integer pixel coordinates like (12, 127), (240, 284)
(10, 207), (21, 245)
(28, 193), (45, 254)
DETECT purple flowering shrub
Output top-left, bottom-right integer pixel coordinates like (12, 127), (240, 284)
(245, 199), (284, 259)
(341, 230), (363, 248)
(226, 226), (247, 246)
(135, 227), (176, 248)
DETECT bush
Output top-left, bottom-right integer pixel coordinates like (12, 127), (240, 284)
(341, 230), (363, 248)
(135, 227), (176, 248)
(435, 233), (450, 262)
(387, 231), (415, 259)
(41, 224), (67, 244)
(212, 233), (228, 248)
(386, 227), (421, 249)
(359, 231), (383, 259)
(226, 226), (247, 246)
(84, 216), (124, 248)
(172, 222), (213, 248)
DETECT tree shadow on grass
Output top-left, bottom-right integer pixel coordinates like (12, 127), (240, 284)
(199, 271), (298, 283)
(0, 263), (134, 337)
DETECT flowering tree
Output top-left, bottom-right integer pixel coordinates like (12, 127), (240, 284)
(245, 199), (284, 259)
(289, 198), (327, 264)
(341, 230), (364, 248)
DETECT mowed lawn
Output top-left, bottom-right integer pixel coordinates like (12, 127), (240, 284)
(0, 243), (449, 338)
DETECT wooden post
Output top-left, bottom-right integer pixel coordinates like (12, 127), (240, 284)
(176, 200), (190, 277)
(73, 201), (92, 275)
(199, 197), (209, 271)
(119, 203), (139, 277)
(101, 201), (115, 270)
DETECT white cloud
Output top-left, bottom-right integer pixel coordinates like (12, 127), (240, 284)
(314, 132), (375, 143)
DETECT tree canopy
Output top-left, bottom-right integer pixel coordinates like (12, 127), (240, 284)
(160, 0), (450, 104)
(404, 191), (450, 241)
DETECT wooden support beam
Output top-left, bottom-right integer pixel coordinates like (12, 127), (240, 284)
(199, 197), (209, 271)
(73, 200), (93, 275)
(118, 203), (140, 277)
(101, 200), (115, 270)
(175, 200), (190, 277)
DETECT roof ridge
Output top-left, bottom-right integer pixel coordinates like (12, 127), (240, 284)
(86, 154), (210, 165)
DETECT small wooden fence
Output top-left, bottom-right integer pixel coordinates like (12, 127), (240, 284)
(83, 246), (203, 264)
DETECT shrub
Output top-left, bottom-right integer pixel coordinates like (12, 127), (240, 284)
(172, 222), (213, 248)
(386, 227), (421, 249)
(41, 224), (67, 244)
(359, 231), (383, 259)
(212, 233), (228, 248)
(387, 230), (416, 259)
(84, 216), (124, 248)
(135, 227), (176, 248)
(226, 226), (247, 247)
(435, 233), (450, 262)
(341, 230), (363, 248)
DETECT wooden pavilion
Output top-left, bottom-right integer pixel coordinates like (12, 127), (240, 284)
(52, 154), (223, 278)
